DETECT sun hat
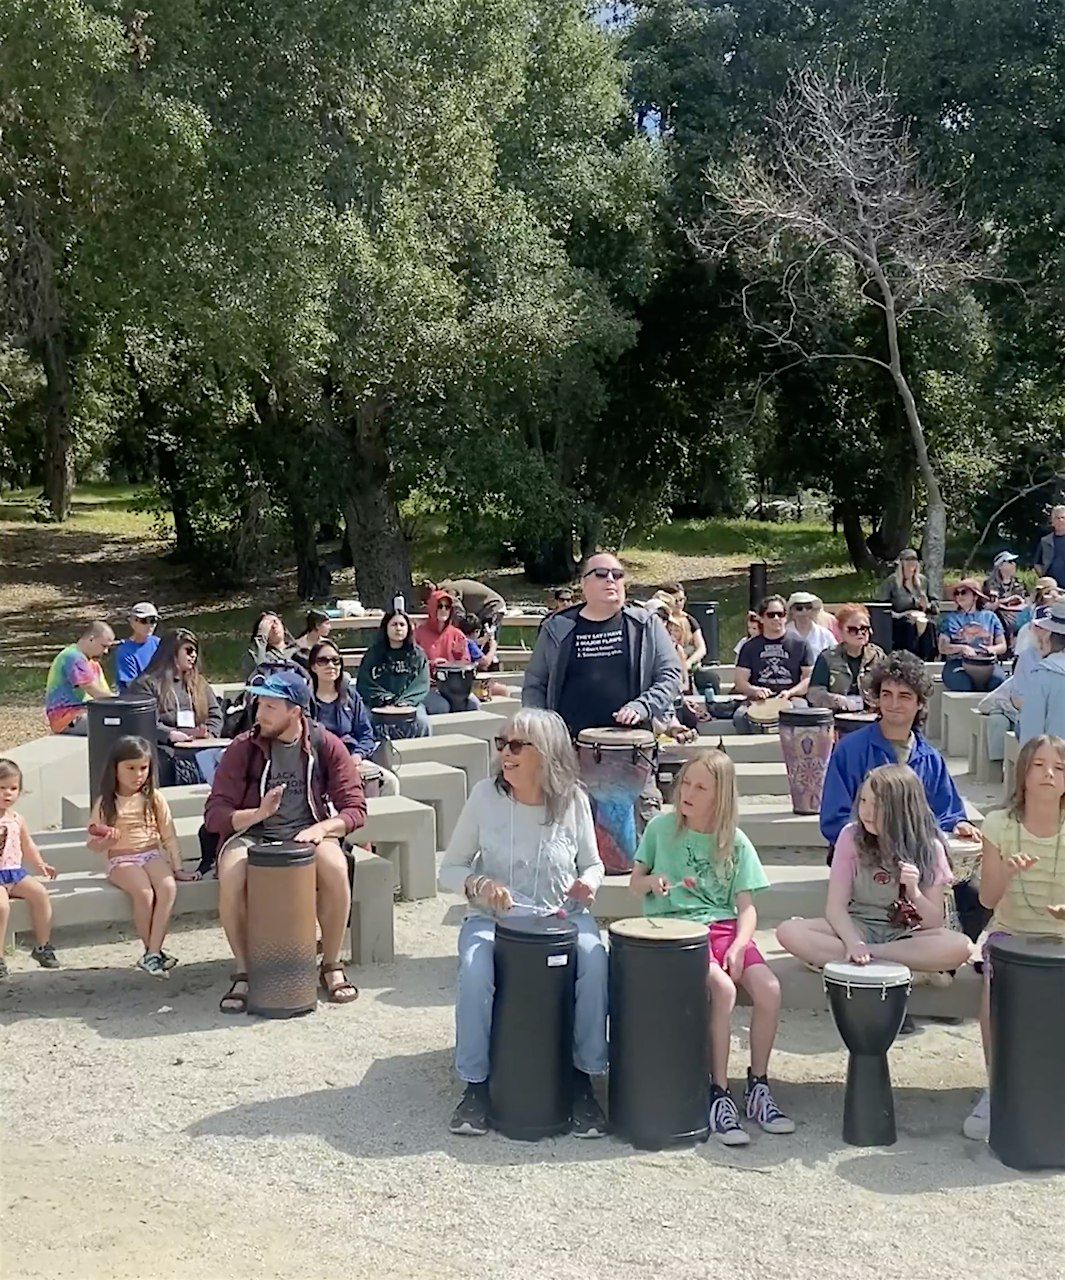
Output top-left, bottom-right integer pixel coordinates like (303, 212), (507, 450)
(1034, 602), (1065, 636)
(992, 551), (1018, 569)
(244, 669), (311, 711)
(131, 601), (159, 620)
(787, 591), (819, 608)
(951, 578), (988, 603)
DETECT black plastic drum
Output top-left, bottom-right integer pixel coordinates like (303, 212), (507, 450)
(609, 918), (709, 1148)
(489, 915), (578, 1140)
(989, 934), (1065, 1170)
(87, 698), (158, 801)
(436, 662), (476, 712)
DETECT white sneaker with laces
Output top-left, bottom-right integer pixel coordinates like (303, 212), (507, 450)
(962, 1088), (990, 1141)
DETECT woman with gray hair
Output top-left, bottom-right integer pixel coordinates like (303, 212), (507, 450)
(438, 707), (607, 1138)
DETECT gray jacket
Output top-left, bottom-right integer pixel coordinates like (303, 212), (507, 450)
(522, 604), (682, 726)
(1034, 532), (1062, 580)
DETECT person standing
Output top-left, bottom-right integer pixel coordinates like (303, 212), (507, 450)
(112, 603), (161, 692)
(44, 621), (115, 735)
(523, 552), (681, 736)
(1033, 504), (1065, 587)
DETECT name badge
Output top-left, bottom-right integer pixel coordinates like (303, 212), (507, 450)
(176, 709), (196, 729)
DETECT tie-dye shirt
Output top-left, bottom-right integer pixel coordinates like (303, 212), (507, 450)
(45, 644), (110, 733)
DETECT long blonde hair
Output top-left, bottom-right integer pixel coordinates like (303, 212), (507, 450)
(1004, 735), (1065, 825)
(673, 751), (738, 866)
(895, 559), (929, 606)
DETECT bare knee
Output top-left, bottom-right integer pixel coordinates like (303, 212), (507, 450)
(745, 966), (781, 1009)
(776, 918), (803, 951)
(707, 965), (737, 1005)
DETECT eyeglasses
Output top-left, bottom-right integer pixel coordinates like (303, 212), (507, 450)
(494, 737), (533, 755)
(583, 568), (625, 581)
(763, 610), (786, 620)
(845, 625), (871, 636)
(314, 656), (342, 667)
(954, 590), (974, 599)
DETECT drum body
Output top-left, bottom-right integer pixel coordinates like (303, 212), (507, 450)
(989, 935), (1065, 1170)
(358, 759), (384, 799)
(489, 916), (578, 1140)
(436, 662), (476, 712)
(961, 656), (997, 690)
(746, 696), (785, 735)
(87, 697), (158, 802)
(246, 842), (318, 1018)
(834, 712), (878, 739)
(823, 960), (911, 1146)
(608, 918), (709, 1148)
(371, 704), (419, 741)
(778, 707), (834, 815)
(576, 728), (657, 874)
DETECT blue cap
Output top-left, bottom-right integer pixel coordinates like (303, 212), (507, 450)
(244, 670), (310, 711)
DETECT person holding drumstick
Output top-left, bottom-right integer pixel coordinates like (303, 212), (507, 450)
(732, 595), (813, 734)
(438, 708), (608, 1138)
(631, 751), (794, 1146)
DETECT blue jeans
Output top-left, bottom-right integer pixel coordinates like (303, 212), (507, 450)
(425, 690), (480, 715)
(454, 911), (609, 1084)
(943, 661), (1006, 692)
(195, 748), (225, 785)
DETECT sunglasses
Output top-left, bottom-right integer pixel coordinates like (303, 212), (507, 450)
(494, 737), (533, 755)
(792, 603), (815, 611)
(763, 610), (786, 620)
(179, 645), (198, 656)
(138, 617), (159, 625)
(583, 568), (625, 581)
(845, 624), (871, 636)
(314, 655), (342, 667)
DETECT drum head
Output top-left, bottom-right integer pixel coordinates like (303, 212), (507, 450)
(577, 727), (655, 749)
(437, 662), (475, 675)
(823, 960), (911, 988)
(609, 917), (707, 944)
(496, 914), (578, 943)
(835, 712), (877, 731)
(987, 935), (1065, 966)
(358, 761), (384, 782)
(372, 705), (416, 720)
(779, 706), (833, 727)
(748, 696), (786, 723)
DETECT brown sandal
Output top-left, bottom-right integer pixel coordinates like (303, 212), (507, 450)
(319, 962), (359, 1004)
(219, 972), (249, 1014)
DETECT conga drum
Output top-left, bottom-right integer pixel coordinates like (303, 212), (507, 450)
(747, 695), (786, 734)
(246, 842), (318, 1018)
(823, 960), (911, 1146)
(576, 728), (657, 874)
(358, 758), (384, 799)
(488, 915), (578, 1141)
(436, 662), (476, 711)
(989, 935), (1065, 1170)
(371, 704), (419, 742)
(778, 706), (835, 815)
(834, 711), (878, 739)
(608, 918), (709, 1148)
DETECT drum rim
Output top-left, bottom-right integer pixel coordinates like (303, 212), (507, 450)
(372, 705), (417, 716)
(577, 727), (656, 746)
(609, 916), (708, 942)
(778, 707), (834, 723)
(987, 934), (1065, 964)
(494, 914), (579, 940)
(823, 959), (911, 986)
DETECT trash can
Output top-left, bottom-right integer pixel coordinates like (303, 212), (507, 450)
(87, 697), (158, 802)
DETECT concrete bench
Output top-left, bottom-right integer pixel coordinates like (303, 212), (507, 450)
(8, 845), (395, 966)
(941, 691), (985, 758)
(966, 708), (1003, 786)
(1004, 731), (1021, 797)
(391, 733), (490, 790)
(49, 793), (439, 902)
(428, 710), (504, 744)
(3, 735), (88, 830)
(473, 696), (522, 722)
(393, 761), (466, 847)
(927, 678), (944, 742)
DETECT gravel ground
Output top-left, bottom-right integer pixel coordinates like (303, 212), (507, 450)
(3, 892), (1061, 1280)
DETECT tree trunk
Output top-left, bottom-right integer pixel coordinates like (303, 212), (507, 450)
(342, 400), (412, 607)
(40, 331), (74, 521)
(867, 444), (914, 562)
(519, 529), (578, 584)
(839, 500), (879, 571)
(289, 496), (324, 601)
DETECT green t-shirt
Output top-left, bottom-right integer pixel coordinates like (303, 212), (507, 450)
(635, 812), (770, 924)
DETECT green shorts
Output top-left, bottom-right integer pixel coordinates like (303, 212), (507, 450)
(854, 918), (912, 946)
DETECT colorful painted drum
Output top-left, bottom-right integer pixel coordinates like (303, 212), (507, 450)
(576, 727), (657, 874)
(778, 706), (835, 815)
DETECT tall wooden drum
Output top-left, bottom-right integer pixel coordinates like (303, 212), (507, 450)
(608, 918), (709, 1148)
(246, 842), (318, 1018)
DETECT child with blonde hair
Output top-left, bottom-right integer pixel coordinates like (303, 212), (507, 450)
(631, 751), (793, 1146)
(0, 759), (59, 977)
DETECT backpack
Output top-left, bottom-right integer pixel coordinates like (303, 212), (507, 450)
(220, 659), (312, 738)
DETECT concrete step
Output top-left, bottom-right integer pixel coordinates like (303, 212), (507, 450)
(427, 710), (501, 743)
(390, 733), (490, 789)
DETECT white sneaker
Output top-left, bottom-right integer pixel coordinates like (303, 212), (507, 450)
(962, 1089), (990, 1141)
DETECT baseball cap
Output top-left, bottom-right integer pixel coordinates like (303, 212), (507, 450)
(131, 601), (159, 620)
(992, 551), (1018, 569)
(244, 669), (311, 711)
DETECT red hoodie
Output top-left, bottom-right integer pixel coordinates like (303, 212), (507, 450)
(414, 590), (470, 673)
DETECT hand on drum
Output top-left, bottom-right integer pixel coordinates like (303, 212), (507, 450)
(1006, 852), (1039, 878)
(846, 941), (871, 965)
(748, 687), (771, 702)
(898, 861), (921, 896)
(613, 705), (642, 727)
(567, 879), (594, 905)
(294, 822), (330, 845)
(953, 820), (978, 841)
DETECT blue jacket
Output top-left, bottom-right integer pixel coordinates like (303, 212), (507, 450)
(819, 721), (967, 844)
(1019, 652), (1065, 745)
(310, 682), (377, 758)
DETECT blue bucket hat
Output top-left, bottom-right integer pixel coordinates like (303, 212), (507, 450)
(244, 669), (310, 711)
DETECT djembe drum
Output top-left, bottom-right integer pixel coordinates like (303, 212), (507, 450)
(371, 704), (419, 740)
(834, 711), (878, 739)
(436, 662), (476, 712)
(746, 695), (787, 735)
(576, 727), (657, 874)
(246, 842), (318, 1018)
(608, 918), (709, 1148)
(358, 759), (385, 798)
(778, 706), (834, 815)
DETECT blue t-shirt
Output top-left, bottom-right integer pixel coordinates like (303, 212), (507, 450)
(938, 609), (1003, 658)
(112, 635), (160, 692)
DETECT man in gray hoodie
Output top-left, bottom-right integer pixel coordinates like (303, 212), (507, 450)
(523, 552), (682, 735)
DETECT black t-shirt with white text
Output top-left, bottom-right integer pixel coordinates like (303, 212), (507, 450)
(557, 612), (631, 736)
(736, 634), (812, 693)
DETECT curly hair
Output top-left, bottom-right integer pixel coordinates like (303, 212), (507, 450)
(863, 650), (933, 730)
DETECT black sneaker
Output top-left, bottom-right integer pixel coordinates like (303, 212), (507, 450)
(708, 1084), (750, 1146)
(449, 1082), (489, 1136)
(571, 1072), (608, 1139)
(31, 942), (60, 969)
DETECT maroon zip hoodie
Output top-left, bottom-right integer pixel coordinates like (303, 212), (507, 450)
(204, 720), (366, 839)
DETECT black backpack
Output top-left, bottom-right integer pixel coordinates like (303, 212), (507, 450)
(220, 659), (311, 738)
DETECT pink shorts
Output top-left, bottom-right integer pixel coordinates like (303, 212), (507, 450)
(106, 850), (165, 880)
(708, 920), (766, 968)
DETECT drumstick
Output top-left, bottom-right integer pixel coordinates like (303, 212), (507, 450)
(1046, 905), (1065, 921)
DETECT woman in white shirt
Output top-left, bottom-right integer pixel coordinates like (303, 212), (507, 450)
(438, 708), (607, 1138)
